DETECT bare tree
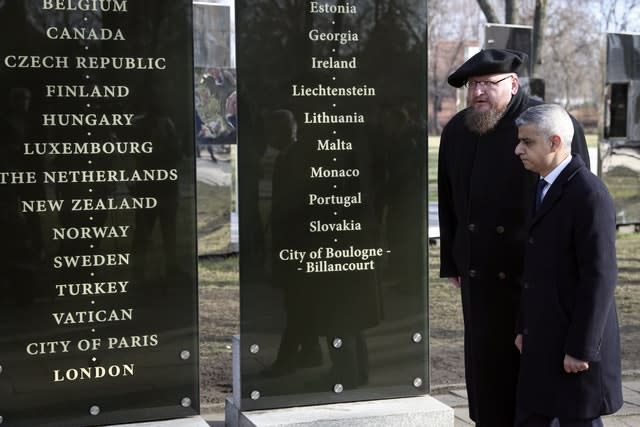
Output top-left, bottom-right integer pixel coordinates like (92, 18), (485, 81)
(431, 0), (640, 135)
(599, 0), (640, 32)
(541, 1), (600, 110)
(428, 0), (481, 134)
(477, 0), (500, 23)
(428, 41), (467, 134)
(505, 0), (519, 24)
(531, 0), (547, 77)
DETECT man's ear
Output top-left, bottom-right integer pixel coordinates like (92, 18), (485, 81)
(510, 74), (519, 95)
(549, 134), (562, 151)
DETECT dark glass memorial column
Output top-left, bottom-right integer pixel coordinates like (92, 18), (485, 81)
(236, 0), (428, 410)
(0, 1), (199, 426)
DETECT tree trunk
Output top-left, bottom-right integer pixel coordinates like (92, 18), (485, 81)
(476, 0), (500, 23)
(532, 0), (547, 77)
(505, 0), (519, 24)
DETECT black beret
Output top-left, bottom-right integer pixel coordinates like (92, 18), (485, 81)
(448, 49), (528, 88)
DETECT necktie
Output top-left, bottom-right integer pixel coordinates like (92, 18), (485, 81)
(535, 179), (548, 212)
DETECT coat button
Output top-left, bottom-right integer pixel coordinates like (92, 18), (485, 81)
(469, 269), (477, 278)
(497, 272), (506, 280)
(523, 328), (529, 335)
(496, 225), (505, 234)
(528, 236), (535, 244)
(468, 223), (477, 232)
(523, 281), (529, 289)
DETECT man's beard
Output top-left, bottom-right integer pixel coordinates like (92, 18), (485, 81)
(464, 106), (506, 135)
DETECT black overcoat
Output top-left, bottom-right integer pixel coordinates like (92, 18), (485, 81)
(437, 88), (590, 426)
(516, 155), (622, 419)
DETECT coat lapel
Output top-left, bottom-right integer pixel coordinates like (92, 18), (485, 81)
(530, 155), (585, 227)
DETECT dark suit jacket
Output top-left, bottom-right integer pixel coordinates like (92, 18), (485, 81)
(517, 155), (622, 419)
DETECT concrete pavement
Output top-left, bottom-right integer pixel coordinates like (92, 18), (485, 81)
(202, 376), (640, 426)
(431, 377), (640, 427)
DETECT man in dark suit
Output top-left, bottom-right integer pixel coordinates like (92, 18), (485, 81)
(438, 49), (590, 426)
(514, 104), (622, 426)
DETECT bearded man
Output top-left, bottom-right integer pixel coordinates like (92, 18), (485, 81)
(437, 49), (590, 427)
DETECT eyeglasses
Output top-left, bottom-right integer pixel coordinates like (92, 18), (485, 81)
(464, 75), (512, 89)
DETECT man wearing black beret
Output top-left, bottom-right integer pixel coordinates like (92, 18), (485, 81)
(437, 49), (591, 426)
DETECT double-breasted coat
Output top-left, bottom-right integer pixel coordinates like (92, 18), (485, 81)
(437, 88), (590, 426)
(516, 155), (622, 419)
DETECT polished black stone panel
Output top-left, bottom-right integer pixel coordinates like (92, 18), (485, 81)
(600, 137), (640, 225)
(0, 2), (198, 426)
(484, 24), (532, 77)
(602, 33), (640, 226)
(236, 0), (428, 411)
(601, 80), (640, 225)
(607, 32), (640, 82)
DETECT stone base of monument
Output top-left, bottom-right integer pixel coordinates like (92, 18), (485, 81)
(224, 395), (453, 427)
(226, 336), (453, 427)
(108, 416), (209, 427)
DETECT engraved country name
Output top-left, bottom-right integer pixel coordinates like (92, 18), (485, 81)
(21, 197), (158, 212)
(52, 308), (133, 324)
(55, 281), (129, 297)
(3, 56), (166, 70)
(46, 27), (125, 41)
(52, 225), (130, 240)
(309, 219), (362, 232)
(311, 56), (357, 69)
(3, 169), (177, 184)
(0, 171), (175, 186)
(42, 113), (134, 126)
(24, 141), (152, 155)
(42, 0), (128, 12)
(53, 253), (130, 269)
(318, 138), (352, 151)
(310, 166), (360, 178)
(308, 192), (361, 207)
(45, 85), (130, 98)
(310, 2), (356, 13)
(304, 112), (365, 124)
(292, 83), (374, 96)
(309, 29), (358, 45)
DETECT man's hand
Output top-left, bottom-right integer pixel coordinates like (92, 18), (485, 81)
(564, 354), (589, 373)
(448, 277), (461, 288)
(514, 334), (523, 354)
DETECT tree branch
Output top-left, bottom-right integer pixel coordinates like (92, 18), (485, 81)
(477, 0), (500, 23)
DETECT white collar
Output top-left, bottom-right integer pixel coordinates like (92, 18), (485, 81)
(542, 154), (572, 187)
